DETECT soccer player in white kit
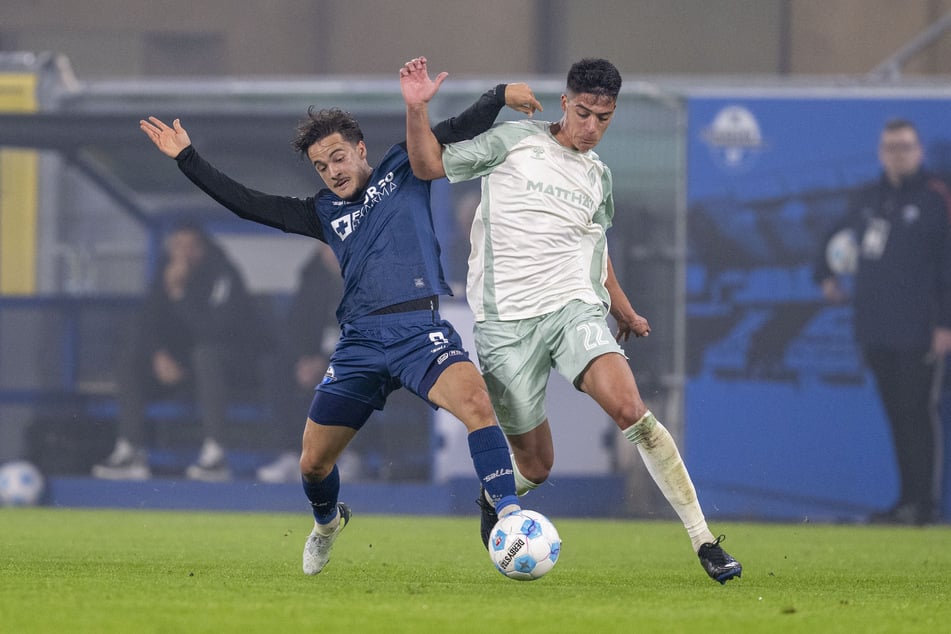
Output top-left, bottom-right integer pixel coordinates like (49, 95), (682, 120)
(403, 57), (742, 583)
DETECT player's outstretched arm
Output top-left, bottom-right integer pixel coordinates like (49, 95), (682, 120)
(401, 56), (449, 180)
(140, 116), (191, 159)
(139, 116), (320, 239)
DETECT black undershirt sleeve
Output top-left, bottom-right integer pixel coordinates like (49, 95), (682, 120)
(430, 83), (508, 144)
(174, 85), (508, 239)
(175, 146), (324, 242)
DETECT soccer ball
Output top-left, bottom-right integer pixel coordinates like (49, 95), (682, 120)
(489, 510), (561, 580)
(826, 228), (859, 275)
(0, 460), (45, 507)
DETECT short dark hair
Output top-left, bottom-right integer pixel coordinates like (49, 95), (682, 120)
(566, 58), (622, 100)
(166, 220), (209, 244)
(882, 117), (919, 137)
(292, 107), (365, 156)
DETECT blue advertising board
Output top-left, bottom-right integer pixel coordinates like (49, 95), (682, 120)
(685, 94), (951, 521)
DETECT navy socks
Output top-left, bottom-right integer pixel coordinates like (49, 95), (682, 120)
(302, 426), (518, 521)
(468, 426), (519, 512)
(302, 464), (340, 524)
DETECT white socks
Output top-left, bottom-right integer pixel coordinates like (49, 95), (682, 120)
(503, 413), (715, 552)
(482, 457), (537, 517)
(512, 455), (540, 496)
(315, 512), (340, 535)
(624, 411), (715, 552)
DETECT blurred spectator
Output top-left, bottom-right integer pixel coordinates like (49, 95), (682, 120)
(256, 244), (430, 483)
(93, 222), (267, 481)
(814, 118), (951, 524)
(257, 245), (341, 483)
(443, 187), (480, 296)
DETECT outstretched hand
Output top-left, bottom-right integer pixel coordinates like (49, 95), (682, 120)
(400, 56), (448, 107)
(139, 116), (192, 158)
(614, 309), (651, 343)
(504, 83), (543, 117)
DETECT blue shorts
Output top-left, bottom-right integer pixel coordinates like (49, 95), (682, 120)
(309, 308), (470, 429)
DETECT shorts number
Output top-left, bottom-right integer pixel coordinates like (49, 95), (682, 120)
(576, 321), (609, 351)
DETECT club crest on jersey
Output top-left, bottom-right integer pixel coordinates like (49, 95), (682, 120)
(331, 215), (354, 240)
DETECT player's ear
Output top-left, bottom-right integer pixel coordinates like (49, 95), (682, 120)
(357, 140), (367, 160)
(560, 94), (568, 112)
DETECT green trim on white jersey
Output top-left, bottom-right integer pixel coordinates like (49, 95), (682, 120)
(443, 120), (614, 321)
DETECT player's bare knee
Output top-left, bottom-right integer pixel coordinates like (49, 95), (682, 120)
(456, 391), (498, 431)
(517, 452), (553, 483)
(522, 462), (552, 484)
(614, 400), (648, 430)
(299, 454), (332, 482)
(534, 465), (553, 484)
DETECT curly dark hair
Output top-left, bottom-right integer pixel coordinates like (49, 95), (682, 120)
(565, 58), (622, 100)
(292, 107), (365, 156)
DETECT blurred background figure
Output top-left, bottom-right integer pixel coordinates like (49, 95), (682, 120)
(256, 243), (432, 483)
(93, 222), (268, 482)
(442, 187), (480, 297)
(814, 118), (951, 525)
(257, 244), (341, 483)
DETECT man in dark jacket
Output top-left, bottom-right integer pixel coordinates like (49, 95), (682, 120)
(257, 244), (342, 483)
(93, 222), (265, 481)
(815, 118), (951, 524)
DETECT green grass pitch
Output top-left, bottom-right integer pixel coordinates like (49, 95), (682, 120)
(1, 507), (949, 633)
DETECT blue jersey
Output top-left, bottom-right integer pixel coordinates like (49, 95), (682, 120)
(316, 144), (450, 323)
(175, 84), (509, 325)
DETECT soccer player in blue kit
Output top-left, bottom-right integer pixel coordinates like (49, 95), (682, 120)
(139, 57), (543, 575)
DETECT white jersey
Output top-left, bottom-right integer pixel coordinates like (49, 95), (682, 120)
(442, 119), (614, 321)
